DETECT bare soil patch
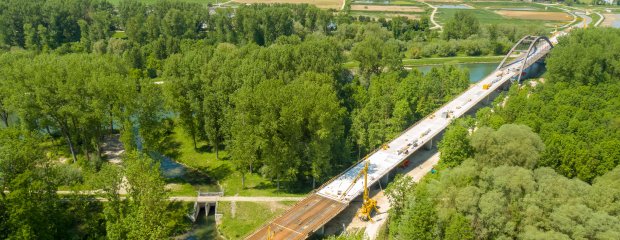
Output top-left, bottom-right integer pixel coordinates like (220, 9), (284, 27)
(495, 10), (572, 21)
(601, 14), (620, 27)
(233, 0), (343, 9)
(420, 0), (462, 2)
(351, 4), (424, 12)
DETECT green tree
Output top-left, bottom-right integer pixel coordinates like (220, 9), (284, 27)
(445, 213), (474, 240)
(103, 152), (186, 239)
(438, 124), (474, 168)
(392, 186), (438, 240)
(471, 124), (544, 169)
(384, 174), (414, 218)
(443, 11), (480, 40)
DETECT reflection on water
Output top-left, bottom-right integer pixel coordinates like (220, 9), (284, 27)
(414, 62), (500, 83)
(181, 209), (222, 240)
(150, 151), (187, 178)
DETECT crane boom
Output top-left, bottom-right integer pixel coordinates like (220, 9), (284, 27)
(337, 159), (378, 222)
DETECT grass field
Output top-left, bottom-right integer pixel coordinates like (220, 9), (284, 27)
(233, 0), (343, 9)
(217, 201), (295, 239)
(164, 125), (308, 197)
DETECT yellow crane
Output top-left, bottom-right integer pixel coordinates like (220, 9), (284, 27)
(339, 159), (379, 222)
(267, 225), (274, 240)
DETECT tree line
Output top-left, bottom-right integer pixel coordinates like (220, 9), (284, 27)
(0, 128), (186, 239)
(385, 28), (620, 239)
(0, 1), (472, 191)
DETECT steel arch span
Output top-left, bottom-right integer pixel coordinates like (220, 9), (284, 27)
(496, 35), (554, 82)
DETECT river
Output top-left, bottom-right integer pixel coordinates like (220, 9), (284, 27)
(414, 62), (500, 83)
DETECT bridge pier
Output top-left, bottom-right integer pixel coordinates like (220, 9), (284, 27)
(425, 139), (433, 150)
(381, 171), (390, 187)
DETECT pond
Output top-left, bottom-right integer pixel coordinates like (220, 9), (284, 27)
(414, 62), (500, 83)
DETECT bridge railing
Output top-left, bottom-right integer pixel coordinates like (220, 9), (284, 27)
(316, 62), (506, 199)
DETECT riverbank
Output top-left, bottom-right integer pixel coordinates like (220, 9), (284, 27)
(344, 55), (506, 68)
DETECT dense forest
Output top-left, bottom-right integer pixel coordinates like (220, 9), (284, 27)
(387, 28), (620, 239)
(0, 0), (475, 238)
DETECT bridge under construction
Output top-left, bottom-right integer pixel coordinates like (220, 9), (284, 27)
(246, 32), (563, 240)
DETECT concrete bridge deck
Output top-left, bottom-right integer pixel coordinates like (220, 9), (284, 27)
(246, 33), (561, 240)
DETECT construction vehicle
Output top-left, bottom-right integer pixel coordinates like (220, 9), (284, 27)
(267, 225), (274, 240)
(482, 83), (491, 90)
(399, 159), (410, 168)
(381, 144), (389, 150)
(339, 160), (379, 222)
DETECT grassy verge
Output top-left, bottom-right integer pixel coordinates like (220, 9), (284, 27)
(164, 125), (308, 197)
(217, 201), (295, 239)
(344, 55), (505, 69)
(589, 12), (601, 27)
(402, 55), (505, 66)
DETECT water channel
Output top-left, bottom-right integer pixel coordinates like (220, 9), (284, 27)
(414, 62), (500, 83)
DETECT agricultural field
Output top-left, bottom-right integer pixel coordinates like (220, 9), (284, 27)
(494, 10), (572, 21)
(435, 8), (571, 28)
(350, 4), (424, 12)
(601, 13), (620, 28)
(108, 0), (220, 5)
(349, 0), (428, 20)
(350, 11), (425, 19)
(351, 0), (426, 6)
(233, 0), (343, 9)
(467, 1), (564, 12)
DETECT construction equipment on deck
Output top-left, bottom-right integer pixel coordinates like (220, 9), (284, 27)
(381, 144), (389, 150)
(338, 159), (379, 222)
(267, 225), (274, 240)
